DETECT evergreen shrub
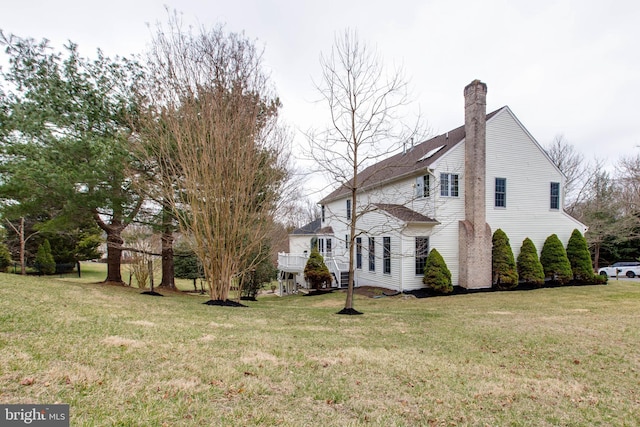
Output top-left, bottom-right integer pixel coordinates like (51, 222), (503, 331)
(0, 243), (12, 272)
(540, 234), (572, 284)
(35, 239), (56, 275)
(566, 229), (595, 281)
(304, 248), (332, 289)
(422, 248), (453, 294)
(517, 238), (545, 287)
(492, 229), (518, 290)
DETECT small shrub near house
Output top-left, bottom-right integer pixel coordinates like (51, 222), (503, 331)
(304, 248), (332, 290)
(517, 238), (545, 287)
(540, 234), (572, 284)
(35, 239), (56, 275)
(492, 229), (518, 290)
(423, 248), (453, 294)
(0, 243), (12, 272)
(566, 229), (595, 281)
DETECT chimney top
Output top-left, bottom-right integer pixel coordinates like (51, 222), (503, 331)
(464, 79), (487, 93)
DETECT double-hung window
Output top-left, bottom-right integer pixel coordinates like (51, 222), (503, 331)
(495, 178), (506, 208)
(368, 237), (375, 272)
(415, 237), (430, 275)
(440, 173), (459, 197)
(383, 237), (391, 274)
(550, 182), (560, 210)
(346, 199), (352, 221)
(356, 237), (362, 269)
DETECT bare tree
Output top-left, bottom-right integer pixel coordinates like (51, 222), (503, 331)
(616, 153), (640, 219)
(307, 29), (421, 314)
(138, 13), (290, 303)
(571, 167), (619, 269)
(4, 217), (38, 275)
(545, 135), (589, 213)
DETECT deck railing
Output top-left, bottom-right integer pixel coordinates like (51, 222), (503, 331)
(277, 252), (308, 272)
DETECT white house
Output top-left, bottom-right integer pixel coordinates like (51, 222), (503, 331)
(278, 80), (586, 292)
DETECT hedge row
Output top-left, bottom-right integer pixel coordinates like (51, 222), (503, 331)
(423, 228), (604, 294)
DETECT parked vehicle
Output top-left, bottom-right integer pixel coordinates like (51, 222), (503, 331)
(598, 261), (640, 278)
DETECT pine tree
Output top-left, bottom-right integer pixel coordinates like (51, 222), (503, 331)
(517, 238), (545, 287)
(492, 229), (519, 290)
(566, 229), (595, 281)
(304, 248), (332, 290)
(540, 234), (573, 284)
(423, 248), (453, 294)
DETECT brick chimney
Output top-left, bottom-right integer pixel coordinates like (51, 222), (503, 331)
(458, 80), (492, 289)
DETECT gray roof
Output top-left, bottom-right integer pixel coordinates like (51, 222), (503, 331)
(374, 203), (439, 224)
(291, 218), (321, 235)
(320, 107), (505, 204)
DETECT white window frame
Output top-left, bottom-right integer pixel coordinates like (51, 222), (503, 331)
(440, 173), (459, 197)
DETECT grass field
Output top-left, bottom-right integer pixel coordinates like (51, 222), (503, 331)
(0, 269), (639, 426)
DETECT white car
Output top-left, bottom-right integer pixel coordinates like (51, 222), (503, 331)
(598, 261), (640, 278)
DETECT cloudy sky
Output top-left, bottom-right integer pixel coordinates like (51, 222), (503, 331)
(2, 0), (639, 197)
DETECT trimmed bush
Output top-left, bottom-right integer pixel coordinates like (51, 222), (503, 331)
(540, 234), (572, 284)
(422, 248), (453, 294)
(304, 248), (332, 289)
(492, 229), (518, 290)
(566, 229), (595, 281)
(35, 239), (56, 275)
(0, 243), (12, 272)
(517, 238), (545, 287)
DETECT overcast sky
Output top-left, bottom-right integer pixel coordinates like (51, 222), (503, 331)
(2, 0), (639, 197)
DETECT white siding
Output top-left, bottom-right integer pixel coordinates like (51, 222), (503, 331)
(289, 235), (313, 255)
(429, 141), (466, 287)
(484, 108), (586, 258)
(318, 107), (586, 291)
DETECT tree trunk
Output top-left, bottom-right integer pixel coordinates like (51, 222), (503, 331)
(19, 217), (26, 275)
(104, 229), (125, 284)
(158, 204), (175, 289)
(159, 227), (175, 289)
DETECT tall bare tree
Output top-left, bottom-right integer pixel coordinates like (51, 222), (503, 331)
(617, 153), (640, 220)
(307, 29), (420, 314)
(137, 13), (290, 303)
(545, 135), (589, 214)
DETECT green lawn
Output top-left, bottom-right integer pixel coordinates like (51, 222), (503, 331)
(0, 272), (639, 426)
(60, 261), (204, 292)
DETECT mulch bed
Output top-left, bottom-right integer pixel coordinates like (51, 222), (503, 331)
(203, 299), (247, 307)
(140, 291), (164, 297)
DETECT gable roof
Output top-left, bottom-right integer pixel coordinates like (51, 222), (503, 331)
(374, 204), (439, 224)
(320, 107), (505, 204)
(290, 218), (321, 235)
